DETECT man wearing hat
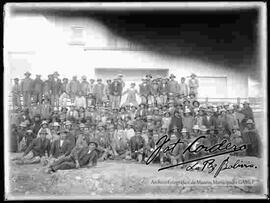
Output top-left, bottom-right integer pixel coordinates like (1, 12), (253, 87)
(80, 76), (90, 98)
(122, 82), (139, 107)
(32, 74), (44, 105)
(110, 78), (123, 109)
(182, 108), (195, 133)
(139, 78), (152, 105)
(47, 138), (99, 173)
(179, 77), (188, 97)
(242, 119), (260, 157)
(13, 128), (51, 165)
(68, 76), (81, 103)
(241, 101), (254, 122)
(168, 74), (180, 96)
(158, 78), (169, 105)
(51, 71), (62, 108)
(37, 120), (52, 141)
(202, 108), (217, 130)
(43, 75), (53, 103)
(48, 129), (75, 162)
(188, 73), (199, 98)
(93, 78), (105, 106)
(130, 131), (146, 163)
(20, 71), (33, 108)
(61, 78), (69, 93)
(12, 78), (21, 109)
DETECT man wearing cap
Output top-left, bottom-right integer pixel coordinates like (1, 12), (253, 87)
(13, 128), (51, 165)
(67, 76), (81, 103)
(168, 74), (180, 96)
(93, 79), (105, 106)
(51, 71), (62, 108)
(188, 73), (199, 98)
(12, 78), (21, 109)
(110, 78), (123, 109)
(47, 139), (99, 173)
(32, 74), (44, 105)
(80, 76), (90, 97)
(20, 71), (33, 108)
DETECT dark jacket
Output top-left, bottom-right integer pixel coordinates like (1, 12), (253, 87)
(32, 78), (44, 93)
(130, 135), (145, 153)
(139, 82), (152, 96)
(23, 137), (51, 157)
(110, 81), (123, 96)
(50, 138), (75, 158)
(202, 115), (217, 129)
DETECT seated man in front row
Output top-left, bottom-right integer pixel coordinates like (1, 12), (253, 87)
(12, 128), (51, 165)
(46, 139), (99, 173)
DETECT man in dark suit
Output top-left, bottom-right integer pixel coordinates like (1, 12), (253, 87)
(47, 139), (99, 173)
(202, 109), (217, 129)
(12, 128), (51, 165)
(110, 78), (123, 109)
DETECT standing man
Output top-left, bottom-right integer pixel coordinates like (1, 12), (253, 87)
(43, 75), (53, 103)
(188, 73), (199, 98)
(61, 78), (69, 94)
(110, 78), (122, 109)
(104, 79), (112, 101)
(51, 71), (62, 108)
(139, 78), (151, 104)
(179, 77), (189, 97)
(88, 79), (95, 94)
(32, 74), (44, 105)
(80, 76), (90, 97)
(68, 76), (80, 103)
(93, 79), (105, 106)
(20, 71), (33, 108)
(167, 74), (180, 96)
(12, 78), (21, 109)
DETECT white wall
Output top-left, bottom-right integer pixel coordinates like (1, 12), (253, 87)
(5, 14), (249, 98)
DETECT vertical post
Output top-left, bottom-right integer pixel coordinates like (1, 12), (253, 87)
(205, 97), (208, 105)
(237, 97), (241, 106)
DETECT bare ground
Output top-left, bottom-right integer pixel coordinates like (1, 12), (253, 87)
(6, 153), (263, 199)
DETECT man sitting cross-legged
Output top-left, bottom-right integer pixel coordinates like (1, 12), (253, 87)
(12, 128), (51, 165)
(46, 139), (99, 173)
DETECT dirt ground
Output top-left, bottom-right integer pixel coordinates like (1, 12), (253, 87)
(6, 152), (264, 199)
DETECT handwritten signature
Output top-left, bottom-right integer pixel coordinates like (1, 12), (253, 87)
(146, 135), (257, 177)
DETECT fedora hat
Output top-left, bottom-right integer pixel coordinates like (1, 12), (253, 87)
(24, 71), (31, 76)
(169, 74), (176, 78)
(190, 73), (197, 77)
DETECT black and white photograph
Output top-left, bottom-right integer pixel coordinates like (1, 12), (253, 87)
(4, 2), (268, 199)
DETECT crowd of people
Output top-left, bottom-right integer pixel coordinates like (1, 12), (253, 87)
(9, 71), (261, 173)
